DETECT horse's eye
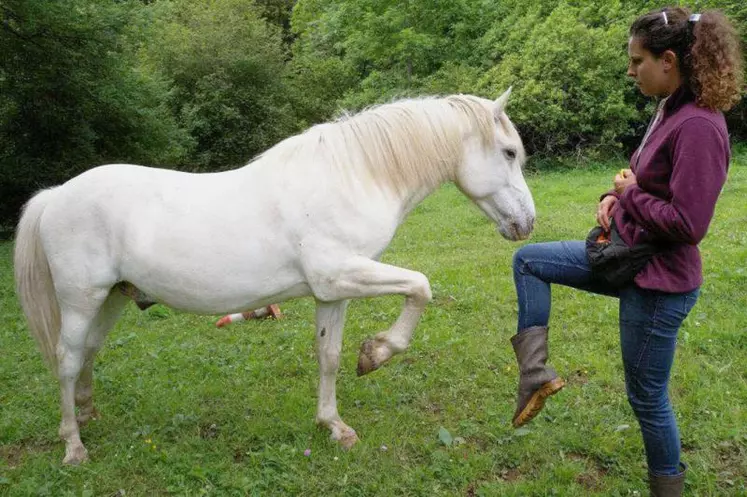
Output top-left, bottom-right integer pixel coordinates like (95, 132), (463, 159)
(503, 148), (517, 161)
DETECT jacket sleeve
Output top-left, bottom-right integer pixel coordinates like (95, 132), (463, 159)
(599, 190), (620, 202)
(618, 117), (728, 245)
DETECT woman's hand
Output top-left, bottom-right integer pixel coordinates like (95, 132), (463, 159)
(614, 168), (636, 195)
(597, 195), (618, 231)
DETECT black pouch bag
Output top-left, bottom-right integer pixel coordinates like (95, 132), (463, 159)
(585, 220), (659, 287)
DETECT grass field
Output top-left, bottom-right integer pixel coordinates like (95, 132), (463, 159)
(1, 155), (745, 496)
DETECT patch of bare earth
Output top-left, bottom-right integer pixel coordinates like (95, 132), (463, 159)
(567, 369), (590, 386)
(499, 468), (522, 482)
(0, 439), (56, 468)
(565, 451), (610, 492)
(715, 440), (746, 491)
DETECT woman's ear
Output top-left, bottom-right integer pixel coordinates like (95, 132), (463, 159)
(661, 49), (678, 71)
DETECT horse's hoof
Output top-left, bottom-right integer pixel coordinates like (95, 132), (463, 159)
(339, 429), (359, 450)
(63, 445), (89, 465)
(357, 339), (379, 376)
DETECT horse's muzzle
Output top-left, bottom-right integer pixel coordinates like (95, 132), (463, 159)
(505, 217), (534, 241)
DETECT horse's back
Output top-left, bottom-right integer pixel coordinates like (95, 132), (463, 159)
(35, 164), (308, 311)
(58, 163), (233, 201)
(46, 163), (253, 227)
(40, 164), (212, 252)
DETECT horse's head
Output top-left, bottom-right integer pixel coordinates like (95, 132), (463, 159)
(455, 89), (535, 241)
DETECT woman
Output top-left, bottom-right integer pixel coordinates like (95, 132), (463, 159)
(508, 7), (743, 496)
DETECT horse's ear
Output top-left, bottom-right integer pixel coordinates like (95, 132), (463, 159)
(493, 87), (512, 119)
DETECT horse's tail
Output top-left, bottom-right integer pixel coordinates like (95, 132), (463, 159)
(14, 188), (61, 375)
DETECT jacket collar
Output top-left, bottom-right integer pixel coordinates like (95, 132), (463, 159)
(661, 85), (695, 116)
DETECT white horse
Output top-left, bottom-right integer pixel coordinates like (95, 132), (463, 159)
(14, 90), (534, 465)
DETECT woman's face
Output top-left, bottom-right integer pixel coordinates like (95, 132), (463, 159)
(627, 37), (675, 97)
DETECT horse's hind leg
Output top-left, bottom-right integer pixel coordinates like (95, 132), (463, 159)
(314, 300), (358, 449)
(75, 291), (128, 425)
(56, 289), (111, 465)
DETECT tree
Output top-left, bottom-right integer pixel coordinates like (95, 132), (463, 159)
(139, 0), (298, 170)
(475, 1), (642, 157)
(0, 0), (187, 225)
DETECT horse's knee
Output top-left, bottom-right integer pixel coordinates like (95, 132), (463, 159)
(318, 347), (341, 373)
(57, 349), (85, 381)
(411, 272), (432, 304)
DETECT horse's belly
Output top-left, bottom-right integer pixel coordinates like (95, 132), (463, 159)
(121, 262), (310, 314)
(118, 230), (308, 313)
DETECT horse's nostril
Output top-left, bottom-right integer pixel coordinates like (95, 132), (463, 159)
(511, 218), (533, 239)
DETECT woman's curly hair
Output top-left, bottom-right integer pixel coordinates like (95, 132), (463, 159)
(630, 7), (744, 111)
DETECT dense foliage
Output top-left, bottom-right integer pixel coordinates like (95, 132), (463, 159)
(0, 0), (187, 224)
(1, 0), (745, 225)
(138, 0), (298, 170)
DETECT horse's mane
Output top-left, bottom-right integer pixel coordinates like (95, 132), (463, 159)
(253, 95), (502, 196)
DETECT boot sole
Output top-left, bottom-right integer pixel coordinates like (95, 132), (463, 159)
(512, 377), (566, 428)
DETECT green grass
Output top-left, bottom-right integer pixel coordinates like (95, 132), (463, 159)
(1, 155), (745, 496)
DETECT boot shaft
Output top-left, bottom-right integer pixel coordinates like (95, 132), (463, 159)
(649, 463), (686, 497)
(511, 326), (554, 377)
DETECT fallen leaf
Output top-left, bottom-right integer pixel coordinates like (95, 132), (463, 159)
(438, 427), (453, 446)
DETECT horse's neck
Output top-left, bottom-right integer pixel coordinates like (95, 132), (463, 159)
(242, 131), (454, 221)
(398, 183), (444, 218)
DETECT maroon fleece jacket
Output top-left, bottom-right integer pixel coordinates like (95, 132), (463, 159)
(608, 85), (730, 293)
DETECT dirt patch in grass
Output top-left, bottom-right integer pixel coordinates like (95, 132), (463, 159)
(564, 451), (611, 491)
(0, 439), (56, 468)
(567, 369), (590, 385)
(575, 469), (606, 492)
(715, 439), (747, 490)
(565, 451), (586, 462)
(716, 440), (745, 467)
(499, 468), (522, 482)
(232, 435), (265, 463)
(465, 470), (523, 496)
(401, 356), (417, 366)
(465, 435), (489, 451)
(198, 422), (219, 439)
(233, 447), (245, 463)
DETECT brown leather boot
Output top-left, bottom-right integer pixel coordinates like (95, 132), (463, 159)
(649, 464), (686, 497)
(510, 326), (565, 427)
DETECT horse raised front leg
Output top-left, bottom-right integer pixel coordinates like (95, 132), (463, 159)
(310, 256), (432, 376)
(314, 300), (359, 449)
(356, 279), (430, 376)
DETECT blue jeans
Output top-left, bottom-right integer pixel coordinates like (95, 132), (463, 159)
(513, 241), (699, 476)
